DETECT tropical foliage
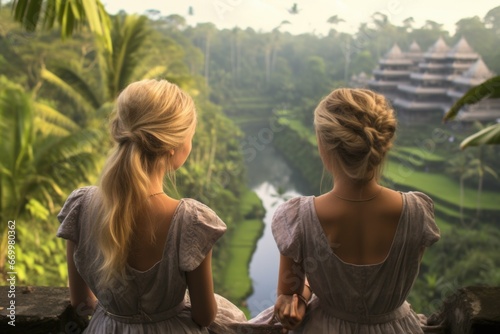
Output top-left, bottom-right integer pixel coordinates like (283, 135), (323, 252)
(11, 0), (112, 50)
(0, 5), (249, 296)
(443, 76), (500, 148)
(1, 1), (500, 316)
(178, 4), (500, 315)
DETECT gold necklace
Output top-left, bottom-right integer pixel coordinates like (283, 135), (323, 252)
(149, 192), (165, 198)
(331, 186), (383, 202)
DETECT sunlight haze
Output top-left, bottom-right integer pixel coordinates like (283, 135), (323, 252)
(102, 0), (498, 34)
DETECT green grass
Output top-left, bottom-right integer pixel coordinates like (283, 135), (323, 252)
(434, 202), (467, 220)
(221, 190), (265, 317)
(435, 216), (453, 235)
(223, 219), (263, 299)
(230, 115), (273, 125)
(384, 161), (500, 210)
(240, 188), (264, 214)
(389, 150), (426, 167)
(278, 118), (317, 146)
(392, 146), (446, 162)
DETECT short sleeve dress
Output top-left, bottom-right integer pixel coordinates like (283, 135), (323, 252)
(57, 186), (246, 334)
(269, 191), (440, 333)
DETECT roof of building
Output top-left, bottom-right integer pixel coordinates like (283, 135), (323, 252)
(447, 37), (478, 59)
(408, 41), (422, 53)
(424, 37), (450, 58)
(452, 58), (495, 86)
(463, 58), (494, 79)
(385, 44), (404, 59)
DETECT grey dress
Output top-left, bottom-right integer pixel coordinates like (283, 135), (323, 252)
(57, 186), (246, 333)
(266, 191), (440, 333)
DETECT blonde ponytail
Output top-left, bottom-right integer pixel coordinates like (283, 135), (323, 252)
(91, 79), (196, 288)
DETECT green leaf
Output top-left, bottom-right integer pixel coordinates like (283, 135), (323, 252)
(34, 102), (80, 134)
(443, 76), (500, 122)
(25, 198), (50, 220)
(11, 0), (112, 51)
(41, 68), (98, 115)
(34, 264), (45, 275)
(59, 263), (68, 280)
(460, 124), (500, 149)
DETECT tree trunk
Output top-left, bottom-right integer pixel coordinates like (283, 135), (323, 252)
(265, 47), (271, 83)
(460, 176), (465, 226)
(230, 35), (236, 78)
(204, 34), (211, 88)
(236, 37), (241, 80)
(271, 44), (278, 74)
(476, 173), (483, 220)
(344, 38), (351, 83)
(476, 147), (484, 219)
(205, 129), (217, 186)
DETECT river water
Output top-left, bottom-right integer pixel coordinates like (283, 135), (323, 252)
(241, 127), (304, 317)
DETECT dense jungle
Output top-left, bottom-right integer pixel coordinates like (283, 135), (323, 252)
(1, 1), (500, 317)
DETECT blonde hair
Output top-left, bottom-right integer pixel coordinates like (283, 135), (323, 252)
(314, 88), (396, 183)
(92, 79), (196, 287)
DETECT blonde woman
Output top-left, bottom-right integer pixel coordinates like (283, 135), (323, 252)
(270, 88), (440, 333)
(57, 79), (244, 333)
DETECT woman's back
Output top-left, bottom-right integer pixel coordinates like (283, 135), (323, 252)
(58, 186), (228, 333)
(271, 191), (439, 332)
(127, 195), (179, 271)
(313, 187), (403, 265)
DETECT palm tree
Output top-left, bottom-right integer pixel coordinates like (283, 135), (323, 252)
(261, 21), (290, 84)
(0, 78), (100, 270)
(446, 152), (476, 226)
(10, 0), (112, 50)
(327, 15), (345, 36)
(402, 17), (415, 32)
(230, 28), (241, 81)
(40, 13), (153, 126)
(196, 22), (216, 88)
(288, 3), (300, 15)
(468, 147), (498, 219)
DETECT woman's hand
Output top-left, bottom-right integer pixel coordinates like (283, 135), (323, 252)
(274, 294), (307, 333)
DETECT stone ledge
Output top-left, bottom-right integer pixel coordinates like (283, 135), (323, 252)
(431, 286), (500, 334)
(0, 286), (76, 334)
(1, 286), (499, 333)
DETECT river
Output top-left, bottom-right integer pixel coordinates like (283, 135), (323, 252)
(240, 126), (305, 317)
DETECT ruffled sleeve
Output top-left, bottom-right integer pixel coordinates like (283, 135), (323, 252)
(179, 199), (227, 272)
(56, 187), (92, 244)
(271, 197), (305, 263)
(412, 192), (440, 248)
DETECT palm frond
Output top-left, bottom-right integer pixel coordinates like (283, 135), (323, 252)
(50, 65), (102, 108)
(41, 68), (98, 116)
(34, 102), (80, 135)
(460, 124), (500, 149)
(108, 14), (150, 97)
(34, 118), (71, 137)
(11, 0), (112, 51)
(0, 79), (35, 171)
(139, 66), (168, 80)
(443, 76), (500, 122)
(81, 0), (113, 51)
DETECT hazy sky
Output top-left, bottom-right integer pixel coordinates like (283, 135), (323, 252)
(102, 0), (498, 35)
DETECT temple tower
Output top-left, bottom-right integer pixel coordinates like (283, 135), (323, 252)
(367, 44), (413, 100)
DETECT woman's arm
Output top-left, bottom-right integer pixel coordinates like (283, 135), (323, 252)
(67, 241), (96, 316)
(186, 250), (218, 327)
(274, 254), (309, 330)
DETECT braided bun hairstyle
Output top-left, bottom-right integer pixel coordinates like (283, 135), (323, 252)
(314, 88), (396, 183)
(93, 79), (196, 288)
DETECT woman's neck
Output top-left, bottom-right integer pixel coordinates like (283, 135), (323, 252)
(329, 177), (382, 202)
(148, 171), (166, 195)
